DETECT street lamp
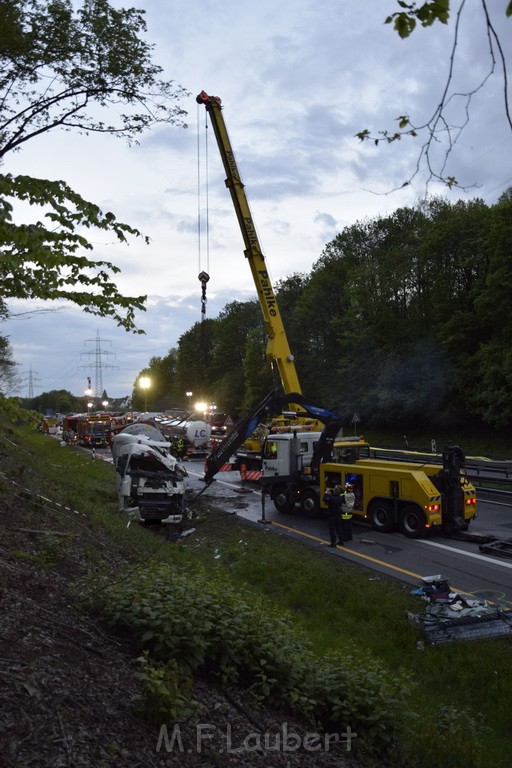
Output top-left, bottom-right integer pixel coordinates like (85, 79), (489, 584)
(102, 399), (109, 411)
(139, 376), (151, 412)
(194, 401), (208, 419)
(87, 401), (93, 413)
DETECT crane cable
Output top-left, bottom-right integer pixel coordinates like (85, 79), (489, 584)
(197, 102), (210, 319)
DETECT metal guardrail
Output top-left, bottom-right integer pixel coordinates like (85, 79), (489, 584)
(370, 447), (512, 491)
(471, 485), (512, 501)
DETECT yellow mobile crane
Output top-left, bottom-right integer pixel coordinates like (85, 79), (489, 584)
(198, 92), (477, 536)
(197, 90), (368, 471)
(196, 91), (302, 398)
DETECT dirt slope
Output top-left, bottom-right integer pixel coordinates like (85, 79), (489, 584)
(0, 448), (358, 768)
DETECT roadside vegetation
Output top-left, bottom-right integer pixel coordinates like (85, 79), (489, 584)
(128, 193), (512, 435)
(1, 415), (511, 767)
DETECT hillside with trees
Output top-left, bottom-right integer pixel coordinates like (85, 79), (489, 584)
(137, 192), (512, 435)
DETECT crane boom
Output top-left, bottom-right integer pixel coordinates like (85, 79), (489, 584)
(196, 90), (302, 396)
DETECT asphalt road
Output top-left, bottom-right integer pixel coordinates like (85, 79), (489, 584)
(184, 460), (512, 608)
(87, 445), (512, 607)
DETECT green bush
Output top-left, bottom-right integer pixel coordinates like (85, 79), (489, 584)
(133, 652), (199, 725)
(82, 561), (413, 757)
(308, 651), (414, 747)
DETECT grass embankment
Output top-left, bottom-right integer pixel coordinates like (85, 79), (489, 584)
(1, 422), (511, 767)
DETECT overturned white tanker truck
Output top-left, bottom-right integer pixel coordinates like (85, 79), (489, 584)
(111, 429), (189, 525)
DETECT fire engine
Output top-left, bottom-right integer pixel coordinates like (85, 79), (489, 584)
(76, 414), (111, 448)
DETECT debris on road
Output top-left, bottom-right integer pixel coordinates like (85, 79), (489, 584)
(408, 575), (512, 646)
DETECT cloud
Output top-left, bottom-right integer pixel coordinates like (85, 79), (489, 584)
(2, 0), (511, 400)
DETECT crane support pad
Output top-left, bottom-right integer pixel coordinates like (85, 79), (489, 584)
(479, 540), (512, 558)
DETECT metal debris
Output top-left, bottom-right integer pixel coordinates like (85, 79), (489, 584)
(409, 574), (512, 646)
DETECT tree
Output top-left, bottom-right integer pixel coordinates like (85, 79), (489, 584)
(467, 196), (512, 425)
(29, 388), (84, 413)
(0, 0), (187, 156)
(0, 174), (147, 330)
(175, 320), (217, 404)
(0, 0), (189, 331)
(0, 333), (17, 395)
(498, 185), (512, 203)
(357, 1), (512, 189)
(242, 327), (273, 413)
(133, 349), (181, 410)
(209, 300), (262, 416)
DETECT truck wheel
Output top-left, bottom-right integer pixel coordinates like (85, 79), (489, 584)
(272, 486), (294, 513)
(368, 500), (394, 533)
(300, 489), (320, 517)
(399, 506), (426, 538)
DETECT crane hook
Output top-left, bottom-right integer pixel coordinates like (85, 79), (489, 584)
(198, 271), (210, 317)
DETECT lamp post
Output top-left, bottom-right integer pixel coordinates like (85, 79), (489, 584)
(102, 399), (109, 412)
(139, 376), (151, 412)
(87, 401), (93, 414)
(194, 401), (208, 419)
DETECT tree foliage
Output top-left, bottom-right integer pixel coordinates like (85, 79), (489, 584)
(357, 0), (512, 189)
(131, 351), (180, 411)
(0, 173), (147, 330)
(0, 0), (189, 332)
(0, 332), (17, 395)
(0, 0), (188, 156)
(143, 191), (512, 433)
(29, 388), (85, 414)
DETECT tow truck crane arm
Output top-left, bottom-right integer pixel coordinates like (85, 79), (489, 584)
(203, 388), (341, 485)
(196, 90), (302, 397)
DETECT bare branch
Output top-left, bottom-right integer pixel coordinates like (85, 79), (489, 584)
(357, 0), (511, 190)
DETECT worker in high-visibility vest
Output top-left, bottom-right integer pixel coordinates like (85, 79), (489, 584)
(174, 436), (187, 459)
(340, 483), (355, 542)
(323, 485), (344, 547)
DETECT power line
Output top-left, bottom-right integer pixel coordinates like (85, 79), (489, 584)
(78, 330), (119, 398)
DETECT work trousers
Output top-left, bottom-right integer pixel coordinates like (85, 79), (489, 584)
(328, 517), (344, 545)
(341, 517), (353, 541)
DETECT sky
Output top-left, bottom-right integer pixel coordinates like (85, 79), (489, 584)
(2, 0), (512, 401)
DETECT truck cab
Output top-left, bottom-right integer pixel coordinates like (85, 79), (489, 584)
(262, 432), (321, 477)
(112, 432), (188, 525)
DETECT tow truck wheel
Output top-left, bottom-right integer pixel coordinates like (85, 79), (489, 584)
(399, 505), (426, 538)
(368, 500), (394, 533)
(300, 489), (320, 517)
(272, 485), (294, 513)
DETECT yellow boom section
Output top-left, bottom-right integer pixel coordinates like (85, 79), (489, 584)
(196, 91), (302, 397)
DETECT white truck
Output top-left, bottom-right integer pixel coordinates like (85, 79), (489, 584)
(112, 432), (188, 525)
(260, 431), (369, 515)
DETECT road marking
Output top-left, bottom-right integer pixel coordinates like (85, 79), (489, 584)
(272, 521), (427, 580)
(188, 467), (509, 592)
(419, 539), (512, 570)
(270, 522), (494, 597)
